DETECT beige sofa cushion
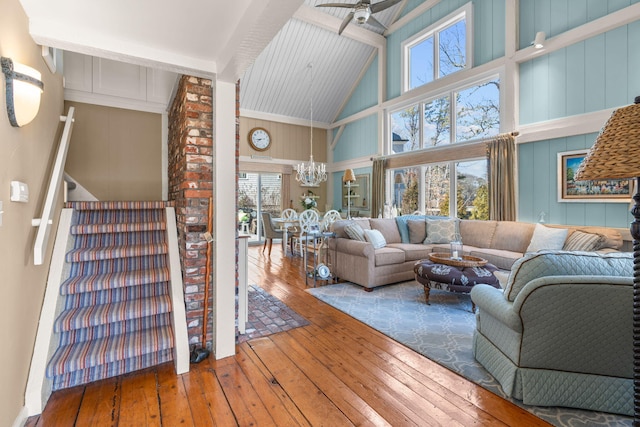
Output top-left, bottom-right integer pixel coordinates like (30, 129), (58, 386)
(460, 220), (497, 248)
(490, 221), (535, 253)
(467, 248), (524, 271)
(407, 219), (427, 244)
(387, 243), (432, 261)
(370, 218), (402, 244)
(374, 247), (405, 266)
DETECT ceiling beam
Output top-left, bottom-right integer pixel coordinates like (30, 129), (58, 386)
(294, 5), (385, 49)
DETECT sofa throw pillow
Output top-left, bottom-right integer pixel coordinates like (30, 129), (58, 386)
(364, 229), (387, 249)
(344, 223), (366, 242)
(407, 219), (427, 244)
(424, 218), (459, 244)
(563, 230), (604, 251)
(395, 215), (426, 243)
(526, 223), (569, 253)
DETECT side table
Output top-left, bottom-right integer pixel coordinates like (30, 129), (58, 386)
(304, 231), (335, 287)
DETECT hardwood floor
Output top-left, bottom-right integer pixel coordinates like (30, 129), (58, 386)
(27, 245), (550, 426)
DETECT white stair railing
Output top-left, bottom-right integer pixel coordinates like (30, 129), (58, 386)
(33, 107), (75, 265)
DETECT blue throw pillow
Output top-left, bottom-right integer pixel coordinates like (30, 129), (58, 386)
(395, 215), (427, 243)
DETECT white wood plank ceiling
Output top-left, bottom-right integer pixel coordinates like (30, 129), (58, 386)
(240, 0), (404, 125)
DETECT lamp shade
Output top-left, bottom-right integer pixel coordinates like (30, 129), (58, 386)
(575, 98), (640, 181)
(12, 62), (42, 127)
(343, 168), (356, 183)
(1, 57), (44, 127)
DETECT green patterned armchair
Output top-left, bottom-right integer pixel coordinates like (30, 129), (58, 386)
(470, 250), (633, 415)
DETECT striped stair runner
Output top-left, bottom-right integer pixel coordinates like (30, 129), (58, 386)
(47, 201), (176, 390)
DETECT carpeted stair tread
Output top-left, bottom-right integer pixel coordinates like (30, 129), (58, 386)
(65, 243), (168, 262)
(47, 325), (175, 376)
(70, 222), (166, 235)
(51, 350), (174, 391)
(63, 282), (170, 309)
(60, 268), (171, 295)
(67, 255), (168, 276)
(73, 231), (168, 247)
(54, 295), (172, 332)
(58, 313), (173, 346)
(66, 201), (173, 210)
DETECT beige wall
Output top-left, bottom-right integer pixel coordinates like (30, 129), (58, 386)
(65, 101), (162, 201)
(239, 117), (328, 211)
(0, 0), (65, 424)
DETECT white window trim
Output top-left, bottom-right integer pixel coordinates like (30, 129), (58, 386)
(401, 2), (474, 94)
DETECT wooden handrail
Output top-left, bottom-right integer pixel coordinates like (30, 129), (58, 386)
(33, 107), (75, 265)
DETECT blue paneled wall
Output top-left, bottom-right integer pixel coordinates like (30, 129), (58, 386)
(520, 20), (640, 124)
(332, 114), (378, 163)
(338, 54), (378, 121)
(518, 134), (633, 227)
(519, 0), (640, 50)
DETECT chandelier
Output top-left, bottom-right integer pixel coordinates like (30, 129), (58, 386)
(295, 63), (327, 187)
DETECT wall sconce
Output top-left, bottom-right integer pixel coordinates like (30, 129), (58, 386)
(533, 31), (546, 49)
(1, 57), (44, 127)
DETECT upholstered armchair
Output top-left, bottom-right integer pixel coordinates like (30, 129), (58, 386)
(470, 250), (633, 415)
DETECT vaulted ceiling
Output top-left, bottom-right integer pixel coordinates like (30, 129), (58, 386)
(18, 0), (407, 125)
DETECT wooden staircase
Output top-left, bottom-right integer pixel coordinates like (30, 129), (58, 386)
(45, 201), (184, 390)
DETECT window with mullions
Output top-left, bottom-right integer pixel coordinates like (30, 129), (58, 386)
(390, 76), (500, 153)
(391, 158), (488, 220)
(404, 6), (470, 92)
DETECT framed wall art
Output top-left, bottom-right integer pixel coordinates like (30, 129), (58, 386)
(557, 149), (631, 203)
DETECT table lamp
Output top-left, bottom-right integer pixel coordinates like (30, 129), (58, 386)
(574, 96), (640, 421)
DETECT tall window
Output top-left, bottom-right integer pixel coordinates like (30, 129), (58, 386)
(403, 5), (471, 92)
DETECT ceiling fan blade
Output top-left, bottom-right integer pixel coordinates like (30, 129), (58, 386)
(370, 0), (402, 14)
(367, 15), (387, 31)
(316, 2), (358, 8)
(339, 11), (355, 35)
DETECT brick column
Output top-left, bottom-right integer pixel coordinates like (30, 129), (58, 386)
(168, 76), (214, 348)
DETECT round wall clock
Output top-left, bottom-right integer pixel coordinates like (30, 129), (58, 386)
(248, 127), (271, 151)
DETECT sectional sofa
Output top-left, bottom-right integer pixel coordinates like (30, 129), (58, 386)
(328, 216), (624, 290)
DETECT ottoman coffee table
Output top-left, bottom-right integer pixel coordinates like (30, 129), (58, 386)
(414, 253), (501, 311)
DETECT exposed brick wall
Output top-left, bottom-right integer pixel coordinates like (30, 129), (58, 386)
(168, 75), (214, 348)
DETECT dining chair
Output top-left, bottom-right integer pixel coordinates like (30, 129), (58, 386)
(290, 209), (320, 257)
(261, 212), (283, 257)
(280, 208), (298, 221)
(322, 209), (341, 231)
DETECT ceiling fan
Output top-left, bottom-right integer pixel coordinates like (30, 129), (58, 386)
(316, 0), (403, 35)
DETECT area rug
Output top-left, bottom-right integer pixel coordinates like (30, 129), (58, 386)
(307, 281), (632, 427)
(237, 284), (310, 343)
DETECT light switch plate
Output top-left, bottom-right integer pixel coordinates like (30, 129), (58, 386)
(10, 181), (29, 203)
(0, 201), (3, 226)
